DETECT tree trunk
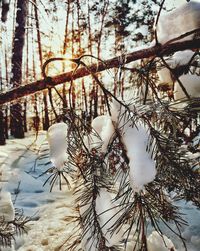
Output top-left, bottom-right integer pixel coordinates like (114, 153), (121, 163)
(34, 0), (49, 130)
(0, 41), (5, 144)
(62, 1), (71, 110)
(10, 0), (28, 138)
(43, 91), (49, 130)
(1, 0), (9, 22)
(23, 100), (28, 132)
(5, 107), (8, 139)
(0, 110), (6, 145)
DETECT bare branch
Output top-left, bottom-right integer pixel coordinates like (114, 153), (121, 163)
(0, 38), (200, 106)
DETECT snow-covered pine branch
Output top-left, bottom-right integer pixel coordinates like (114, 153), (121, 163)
(88, 115), (115, 153)
(43, 122), (73, 191)
(174, 74), (200, 100)
(157, 49), (200, 100)
(157, 50), (195, 87)
(153, 1), (200, 100)
(47, 122), (68, 171)
(110, 100), (156, 192)
(156, 1), (200, 45)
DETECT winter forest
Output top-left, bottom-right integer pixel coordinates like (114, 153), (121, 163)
(1, 0), (200, 250)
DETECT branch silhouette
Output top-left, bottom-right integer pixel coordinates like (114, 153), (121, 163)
(0, 38), (200, 106)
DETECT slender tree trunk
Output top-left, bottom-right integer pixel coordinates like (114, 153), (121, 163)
(87, 0), (95, 119)
(70, 4), (76, 110)
(23, 14), (30, 134)
(4, 46), (9, 84)
(10, 0), (28, 138)
(0, 110), (6, 145)
(5, 107), (8, 139)
(34, 0), (42, 69)
(30, 4), (40, 132)
(94, 0), (109, 118)
(63, 1), (70, 55)
(23, 100), (28, 132)
(76, 0), (87, 115)
(34, 0), (49, 130)
(33, 94), (40, 133)
(76, 0), (81, 51)
(62, 1), (71, 110)
(1, 30), (8, 139)
(87, 0), (93, 55)
(1, 0), (9, 22)
(48, 88), (58, 121)
(0, 42), (6, 144)
(97, 0), (109, 58)
(43, 90), (49, 130)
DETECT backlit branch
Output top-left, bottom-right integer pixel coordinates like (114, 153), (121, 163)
(0, 38), (200, 106)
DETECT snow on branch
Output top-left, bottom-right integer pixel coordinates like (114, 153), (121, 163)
(156, 1), (200, 45)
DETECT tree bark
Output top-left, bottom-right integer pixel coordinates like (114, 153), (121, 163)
(34, 0), (50, 130)
(0, 38), (200, 106)
(5, 107), (8, 139)
(23, 100), (28, 132)
(62, 1), (71, 110)
(43, 91), (49, 130)
(1, 0), (9, 22)
(10, 0), (28, 138)
(0, 110), (6, 145)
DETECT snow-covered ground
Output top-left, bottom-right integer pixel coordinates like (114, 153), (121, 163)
(0, 132), (76, 251)
(0, 132), (200, 251)
(0, 132), (64, 216)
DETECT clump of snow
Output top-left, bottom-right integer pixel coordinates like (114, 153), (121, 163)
(171, 50), (195, 67)
(157, 67), (173, 86)
(110, 99), (128, 129)
(85, 115), (115, 153)
(47, 122), (68, 170)
(96, 188), (125, 247)
(0, 191), (15, 222)
(157, 50), (195, 86)
(92, 115), (115, 153)
(80, 188), (127, 250)
(156, 50), (200, 100)
(110, 100), (156, 192)
(110, 100), (121, 124)
(147, 231), (176, 251)
(174, 74), (200, 100)
(123, 122), (156, 192)
(156, 1), (200, 44)
(80, 202), (98, 251)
